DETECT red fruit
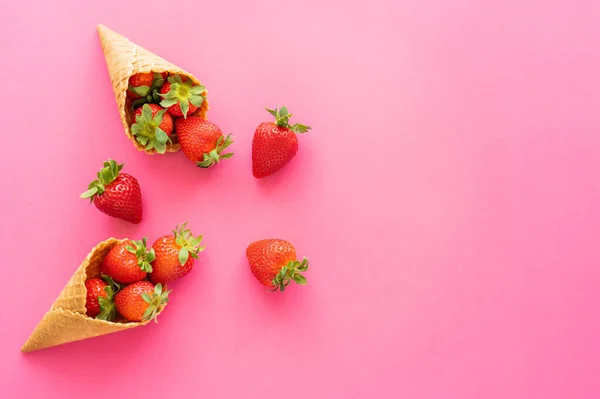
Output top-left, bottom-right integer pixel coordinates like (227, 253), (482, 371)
(84, 278), (108, 318)
(252, 106), (312, 178)
(159, 75), (206, 118)
(246, 239), (309, 292)
(80, 160), (143, 224)
(127, 72), (154, 99)
(115, 281), (171, 322)
(175, 117), (234, 168)
(131, 104), (174, 154)
(150, 222), (205, 285)
(101, 238), (155, 284)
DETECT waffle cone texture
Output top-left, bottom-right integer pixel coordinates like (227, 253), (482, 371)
(21, 238), (165, 353)
(97, 24), (209, 153)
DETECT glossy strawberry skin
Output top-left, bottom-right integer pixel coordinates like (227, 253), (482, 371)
(115, 281), (155, 322)
(252, 122), (299, 178)
(84, 278), (108, 317)
(127, 72), (154, 99)
(93, 173), (142, 224)
(149, 236), (195, 285)
(134, 103), (173, 135)
(160, 81), (199, 117)
(101, 240), (147, 284)
(175, 117), (222, 163)
(246, 239), (297, 287)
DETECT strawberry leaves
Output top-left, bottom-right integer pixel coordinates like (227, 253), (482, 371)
(126, 237), (156, 273)
(271, 257), (309, 292)
(130, 72), (167, 110)
(160, 75), (205, 118)
(131, 104), (171, 154)
(173, 222), (205, 265)
(197, 134), (235, 168)
(96, 274), (121, 321)
(266, 106), (312, 134)
(80, 159), (124, 202)
(141, 283), (172, 323)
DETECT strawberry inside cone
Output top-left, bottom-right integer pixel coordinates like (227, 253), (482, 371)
(131, 104), (173, 154)
(159, 75), (206, 118)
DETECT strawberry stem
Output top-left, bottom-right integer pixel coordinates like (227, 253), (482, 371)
(271, 257), (309, 292)
(197, 134), (235, 168)
(173, 222), (205, 265)
(141, 283), (171, 323)
(126, 237), (156, 273)
(266, 106), (312, 134)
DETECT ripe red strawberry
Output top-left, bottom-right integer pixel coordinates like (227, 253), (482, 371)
(80, 160), (143, 224)
(159, 75), (206, 118)
(131, 104), (173, 153)
(101, 238), (155, 284)
(85, 275), (121, 320)
(246, 239), (309, 292)
(252, 106), (311, 178)
(127, 72), (154, 99)
(84, 277), (108, 318)
(175, 117), (234, 168)
(115, 281), (171, 322)
(149, 222), (205, 285)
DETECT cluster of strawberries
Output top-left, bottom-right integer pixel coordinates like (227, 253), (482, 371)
(85, 222), (203, 322)
(126, 71), (309, 176)
(79, 70), (311, 325)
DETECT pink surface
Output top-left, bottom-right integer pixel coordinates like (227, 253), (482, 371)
(1, 0), (600, 397)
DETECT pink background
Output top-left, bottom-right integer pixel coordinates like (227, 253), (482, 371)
(1, 0), (599, 397)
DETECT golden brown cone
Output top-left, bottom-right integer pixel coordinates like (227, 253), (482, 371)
(21, 238), (165, 353)
(97, 24), (209, 153)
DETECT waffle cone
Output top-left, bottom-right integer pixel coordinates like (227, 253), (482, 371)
(97, 24), (209, 154)
(22, 238), (165, 353)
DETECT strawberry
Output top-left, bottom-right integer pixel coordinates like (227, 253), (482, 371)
(246, 239), (309, 292)
(85, 275), (121, 320)
(175, 117), (234, 168)
(80, 160), (143, 224)
(84, 277), (108, 318)
(159, 75), (206, 118)
(101, 238), (155, 284)
(115, 281), (171, 322)
(131, 104), (173, 153)
(127, 72), (154, 99)
(252, 106), (311, 178)
(149, 222), (205, 285)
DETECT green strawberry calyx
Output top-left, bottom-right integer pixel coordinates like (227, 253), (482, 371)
(160, 75), (206, 118)
(131, 73), (167, 110)
(173, 222), (205, 265)
(272, 257), (309, 292)
(80, 159), (123, 202)
(97, 274), (121, 321)
(197, 134), (235, 168)
(141, 283), (172, 323)
(131, 104), (171, 154)
(266, 106), (312, 133)
(126, 237), (156, 273)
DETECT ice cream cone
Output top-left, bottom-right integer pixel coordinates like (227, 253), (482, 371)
(97, 24), (209, 154)
(22, 238), (165, 353)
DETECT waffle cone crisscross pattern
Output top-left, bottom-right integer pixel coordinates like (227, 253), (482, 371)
(21, 238), (165, 352)
(97, 24), (209, 153)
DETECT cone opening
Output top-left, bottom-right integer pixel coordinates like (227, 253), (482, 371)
(97, 25), (209, 154)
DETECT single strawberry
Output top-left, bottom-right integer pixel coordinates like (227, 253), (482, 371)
(85, 275), (121, 320)
(131, 104), (173, 153)
(159, 75), (206, 118)
(252, 106), (311, 178)
(246, 239), (309, 292)
(127, 72), (154, 99)
(84, 277), (108, 318)
(175, 117), (234, 168)
(149, 222), (205, 285)
(115, 281), (171, 322)
(80, 160), (143, 224)
(101, 238), (155, 284)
